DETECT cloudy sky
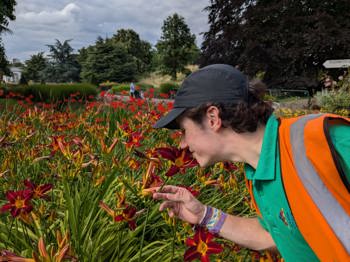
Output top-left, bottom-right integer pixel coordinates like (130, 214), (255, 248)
(3, 0), (210, 62)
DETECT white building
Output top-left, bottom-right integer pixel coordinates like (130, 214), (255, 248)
(2, 66), (23, 84)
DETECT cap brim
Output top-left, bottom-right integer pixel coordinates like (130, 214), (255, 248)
(153, 107), (186, 129)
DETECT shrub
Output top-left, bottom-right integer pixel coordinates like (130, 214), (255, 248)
(7, 83), (98, 102)
(111, 84), (130, 94)
(110, 82), (154, 94)
(159, 82), (179, 95)
(0, 83), (9, 98)
(316, 89), (350, 115)
(315, 73), (350, 116)
(136, 82), (154, 90)
(99, 81), (119, 91)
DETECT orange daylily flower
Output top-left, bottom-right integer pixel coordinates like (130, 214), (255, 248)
(0, 235), (75, 262)
(0, 250), (35, 262)
(100, 137), (119, 153)
(133, 149), (163, 193)
(24, 179), (53, 200)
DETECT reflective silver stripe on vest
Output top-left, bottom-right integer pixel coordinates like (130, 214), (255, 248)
(290, 114), (350, 253)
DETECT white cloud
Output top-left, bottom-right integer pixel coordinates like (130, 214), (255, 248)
(20, 3), (80, 25)
(2, 0), (210, 61)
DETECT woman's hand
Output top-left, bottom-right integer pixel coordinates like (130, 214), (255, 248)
(152, 185), (205, 225)
(152, 185), (276, 250)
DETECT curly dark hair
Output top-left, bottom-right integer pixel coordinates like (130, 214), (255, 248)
(180, 79), (274, 133)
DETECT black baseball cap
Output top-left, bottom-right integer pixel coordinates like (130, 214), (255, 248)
(153, 64), (249, 129)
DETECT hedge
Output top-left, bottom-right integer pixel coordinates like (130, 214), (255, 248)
(2, 83), (98, 102)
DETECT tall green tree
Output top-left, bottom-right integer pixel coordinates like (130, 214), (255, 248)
(200, 0), (350, 94)
(0, 40), (10, 78)
(0, 0), (16, 78)
(41, 39), (80, 83)
(22, 52), (47, 82)
(156, 13), (197, 80)
(0, 0), (16, 34)
(112, 29), (152, 74)
(80, 37), (136, 84)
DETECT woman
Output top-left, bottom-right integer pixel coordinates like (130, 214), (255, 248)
(152, 64), (350, 261)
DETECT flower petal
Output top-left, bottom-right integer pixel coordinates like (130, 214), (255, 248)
(38, 184), (53, 194)
(155, 147), (176, 161)
(185, 237), (197, 247)
(206, 242), (223, 254)
(184, 247), (200, 261)
(6, 191), (17, 202)
(165, 165), (180, 177)
(24, 179), (35, 189)
(114, 215), (123, 222)
(200, 254), (210, 262)
(128, 220), (137, 230)
(11, 208), (20, 217)
(125, 206), (136, 218)
(0, 203), (13, 212)
(38, 237), (49, 259)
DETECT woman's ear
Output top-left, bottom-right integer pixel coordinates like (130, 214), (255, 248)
(206, 106), (222, 130)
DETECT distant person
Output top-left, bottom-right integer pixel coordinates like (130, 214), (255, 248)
(324, 75), (337, 89)
(152, 64), (350, 261)
(130, 81), (135, 98)
(134, 90), (141, 99)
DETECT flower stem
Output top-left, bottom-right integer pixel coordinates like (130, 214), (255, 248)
(159, 176), (170, 191)
(138, 206), (150, 262)
(171, 219), (176, 261)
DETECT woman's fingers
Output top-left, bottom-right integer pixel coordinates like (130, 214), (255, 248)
(153, 192), (180, 202)
(159, 200), (175, 211)
(149, 185), (180, 193)
(159, 201), (178, 218)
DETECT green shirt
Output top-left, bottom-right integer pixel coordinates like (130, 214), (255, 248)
(244, 115), (350, 261)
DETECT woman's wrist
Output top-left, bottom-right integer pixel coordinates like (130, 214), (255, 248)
(198, 205), (208, 224)
(199, 206), (228, 234)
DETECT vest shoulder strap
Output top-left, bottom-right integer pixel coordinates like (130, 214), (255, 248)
(279, 113), (350, 261)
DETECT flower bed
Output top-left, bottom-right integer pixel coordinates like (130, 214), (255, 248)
(0, 97), (279, 261)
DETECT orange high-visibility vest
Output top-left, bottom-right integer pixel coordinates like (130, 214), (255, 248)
(278, 113), (350, 261)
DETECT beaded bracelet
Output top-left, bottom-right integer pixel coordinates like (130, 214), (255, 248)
(199, 206), (227, 234)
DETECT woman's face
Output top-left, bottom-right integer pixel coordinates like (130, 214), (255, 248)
(178, 116), (220, 167)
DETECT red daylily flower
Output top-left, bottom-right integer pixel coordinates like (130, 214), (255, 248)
(159, 93), (169, 99)
(1, 190), (33, 217)
(99, 201), (137, 230)
(155, 147), (198, 176)
(184, 227), (223, 262)
(115, 205), (137, 230)
(24, 179), (53, 200)
(125, 132), (143, 148)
